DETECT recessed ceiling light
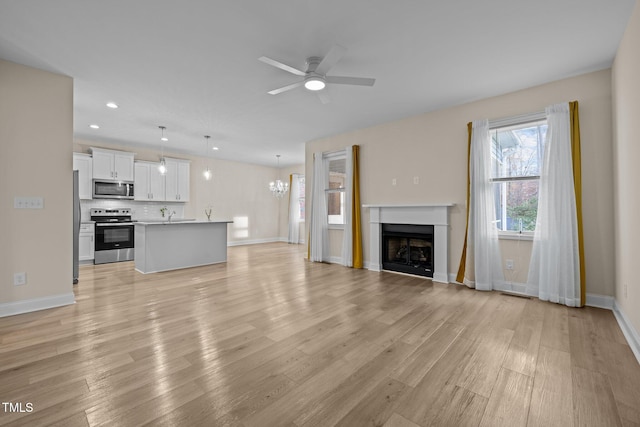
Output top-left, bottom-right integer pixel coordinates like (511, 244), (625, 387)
(212, 146), (219, 151)
(89, 124), (100, 129)
(106, 102), (118, 109)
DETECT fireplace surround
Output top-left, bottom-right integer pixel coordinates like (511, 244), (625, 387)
(364, 204), (454, 283)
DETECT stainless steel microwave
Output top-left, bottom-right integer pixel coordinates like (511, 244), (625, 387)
(92, 179), (134, 200)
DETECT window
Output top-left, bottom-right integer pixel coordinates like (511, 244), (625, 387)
(490, 119), (547, 234)
(298, 175), (305, 221)
(326, 155), (346, 225)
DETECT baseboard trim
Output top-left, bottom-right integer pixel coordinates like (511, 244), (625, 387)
(432, 272), (449, 284)
(493, 281), (538, 297)
(585, 293), (614, 310)
(227, 238), (285, 247)
(329, 256), (343, 265)
(613, 300), (640, 365)
(0, 292), (75, 318)
(446, 278), (615, 310)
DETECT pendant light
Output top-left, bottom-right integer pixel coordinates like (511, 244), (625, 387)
(158, 126), (167, 175)
(203, 135), (212, 180)
(269, 155), (289, 198)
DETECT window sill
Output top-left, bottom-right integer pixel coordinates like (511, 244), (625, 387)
(498, 232), (533, 241)
(328, 224), (345, 230)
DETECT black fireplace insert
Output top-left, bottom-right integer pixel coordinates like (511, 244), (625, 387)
(382, 223), (434, 278)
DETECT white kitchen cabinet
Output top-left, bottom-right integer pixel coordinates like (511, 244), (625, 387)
(135, 161), (166, 201)
(90, 147), (134, 181)
(79, 223), (95, 262)
(73, 153), (93, 199)
(164, 158), (190, 202)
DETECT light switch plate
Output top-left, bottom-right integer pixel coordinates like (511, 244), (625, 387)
(14, 197), (44, 209)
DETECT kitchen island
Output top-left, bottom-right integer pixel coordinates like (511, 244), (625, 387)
(134, 220), (232, 274)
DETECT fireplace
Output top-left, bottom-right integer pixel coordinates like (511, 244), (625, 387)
(382, 224), (434, 277)
(364, 204), (454, 283)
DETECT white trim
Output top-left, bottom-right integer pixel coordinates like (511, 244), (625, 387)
(227, 237), (285, 247)
(323, 150), (346, 160)
(0, 293), (75, 318)
(488, 111), (546, 129)
(446, 278), (615, 310)
(363, 203), (455, 208)
(432, 272), (449, 284)
(329, 256), (343, 264)
(613, 300), (640, 365)
(585, 293), (614, 310)
(493, 281), (538, 297)
(498, 232), (534, 241)
(365, 204), (453, 283)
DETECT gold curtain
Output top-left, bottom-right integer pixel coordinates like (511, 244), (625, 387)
(352, 145), (363, 268)
(456, 122), (473, 283)
(570, 101), (586, 307)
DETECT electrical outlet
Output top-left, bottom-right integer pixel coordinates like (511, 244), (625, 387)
(413, 176), (419, 185)
(392, 178), (397, 186)
(14, 272), (26, 286)
(505, 259), (514, 270)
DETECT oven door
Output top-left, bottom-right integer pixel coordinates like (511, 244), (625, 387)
(95, 223), (134, 251)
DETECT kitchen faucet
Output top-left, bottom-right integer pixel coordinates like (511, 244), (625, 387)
(167, 210), (176, 222)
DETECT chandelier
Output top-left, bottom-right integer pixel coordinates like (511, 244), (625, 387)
(269, 155), (289, 198)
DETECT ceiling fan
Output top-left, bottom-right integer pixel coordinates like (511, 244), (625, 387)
(259, 45), (376, 104)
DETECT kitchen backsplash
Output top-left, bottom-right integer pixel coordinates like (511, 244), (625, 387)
(80, 199), (185, 222)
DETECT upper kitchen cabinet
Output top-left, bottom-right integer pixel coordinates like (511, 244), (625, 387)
(134, 161), (166, 201)
(73, 153), (93, 199)
(164, 158), (190, 202)
(90, 147), (134, 181)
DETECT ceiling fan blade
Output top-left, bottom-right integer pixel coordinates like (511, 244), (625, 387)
(317, 91), (331, 104)
(268, 81), (304, 95)
(326, 76), (376, 87)
(259, 56), (306, 76)
(315, 45), (347, 75)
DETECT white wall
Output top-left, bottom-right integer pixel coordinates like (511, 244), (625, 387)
(306, 69), (614, 298)
(0, 59), (74, 315)
(612, 1), (640, 343)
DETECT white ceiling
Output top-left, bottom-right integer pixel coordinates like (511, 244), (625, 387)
(0, 0), (635, 166)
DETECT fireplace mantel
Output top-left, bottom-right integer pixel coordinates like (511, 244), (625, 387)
(364, 204), (454, 283)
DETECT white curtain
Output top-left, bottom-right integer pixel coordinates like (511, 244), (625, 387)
(465, 119), (504, 290)
(341, 147), (353, 266)
(528, 103), (580, 306)
(288, 174), (300, 244)
(309, 152), (328, 262)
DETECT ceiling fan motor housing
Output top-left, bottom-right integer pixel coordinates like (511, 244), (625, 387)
(305, 56), (322, 73)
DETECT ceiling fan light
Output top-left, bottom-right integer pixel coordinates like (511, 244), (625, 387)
(304, 77), (326, 91)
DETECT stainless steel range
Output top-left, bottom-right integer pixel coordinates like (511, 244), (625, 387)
(90, 208), (134, 264)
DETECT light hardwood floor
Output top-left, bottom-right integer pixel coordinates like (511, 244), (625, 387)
(1, 242), (639, 426)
